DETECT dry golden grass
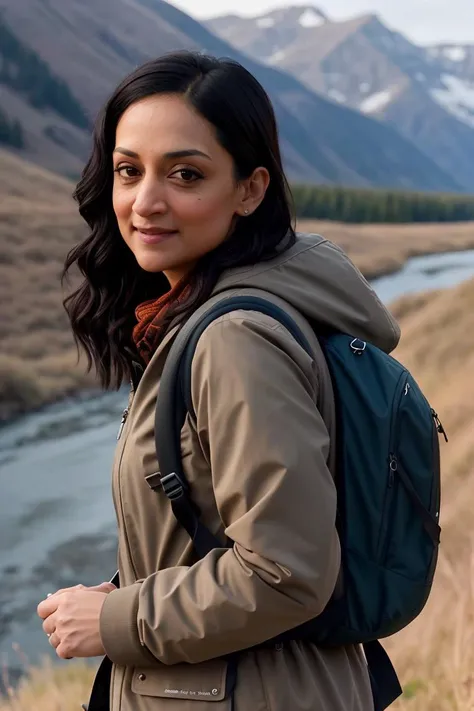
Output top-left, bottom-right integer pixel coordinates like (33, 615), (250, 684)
(386, 549), (474, 711)
(0, 656), (98, 711)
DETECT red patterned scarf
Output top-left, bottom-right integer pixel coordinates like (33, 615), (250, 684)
(132, 283), (189, 365)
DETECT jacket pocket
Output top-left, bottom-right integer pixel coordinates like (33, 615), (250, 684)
(131, 658), (230, 703)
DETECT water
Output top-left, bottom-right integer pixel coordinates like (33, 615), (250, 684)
(1, 248), (474, 682)
(371, 249), (474, 303)
(0, 393), (126, 682)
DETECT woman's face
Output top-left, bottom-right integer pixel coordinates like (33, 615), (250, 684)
(112, 94), (268, 286)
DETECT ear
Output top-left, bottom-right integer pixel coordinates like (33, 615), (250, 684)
(236, 167), (270, 217)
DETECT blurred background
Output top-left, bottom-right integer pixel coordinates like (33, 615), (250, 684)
(0, 1), (473, 709)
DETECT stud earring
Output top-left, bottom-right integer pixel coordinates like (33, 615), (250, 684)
(244, 209), (250, 215)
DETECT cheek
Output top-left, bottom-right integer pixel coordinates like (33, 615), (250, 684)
(176, 188), (236, 230)
(112, 186), (133, 224)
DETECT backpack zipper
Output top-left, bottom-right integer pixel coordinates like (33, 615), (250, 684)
(377, 373), (408, 561)
(431, 409), (448, 442)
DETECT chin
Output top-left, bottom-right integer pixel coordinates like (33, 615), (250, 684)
(135, 256), (168, 273)
(131, 246), (171, 273)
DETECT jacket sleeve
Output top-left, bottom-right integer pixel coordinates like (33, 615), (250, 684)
(100, 312), (341, 666)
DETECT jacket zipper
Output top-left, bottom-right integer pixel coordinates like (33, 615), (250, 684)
(116, 373), (140, 441)
(117, 407), (129, 441)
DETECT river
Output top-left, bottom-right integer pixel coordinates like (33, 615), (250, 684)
(1, 248), (474, 684)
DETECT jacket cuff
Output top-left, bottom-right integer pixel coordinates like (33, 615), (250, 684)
(100, 583), (156, 667)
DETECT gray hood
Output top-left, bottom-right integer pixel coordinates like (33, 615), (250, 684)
(213, 233), (400, 353)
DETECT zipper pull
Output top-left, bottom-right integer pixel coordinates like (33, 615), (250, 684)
(431, 409), (448, 442)
(117, 408), (129, 441)
(389, 454), (397, 486)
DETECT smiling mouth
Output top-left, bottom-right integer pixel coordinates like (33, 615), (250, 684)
(135, 228), (178, 245)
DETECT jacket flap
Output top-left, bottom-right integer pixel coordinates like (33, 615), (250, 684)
(131, 658), (228, 701)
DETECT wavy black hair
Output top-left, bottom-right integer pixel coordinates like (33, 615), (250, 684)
(63, 51), (296, 389)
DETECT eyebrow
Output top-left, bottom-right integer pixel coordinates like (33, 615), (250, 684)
(113, 147), (211, 160)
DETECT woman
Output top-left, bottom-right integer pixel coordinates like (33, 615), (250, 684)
(37, 51), (400, 710)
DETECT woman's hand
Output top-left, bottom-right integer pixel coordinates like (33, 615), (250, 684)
(37, 582), (116, 659)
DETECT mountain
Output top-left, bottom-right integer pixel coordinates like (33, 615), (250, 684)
(206, 6), (474, 190)
(0, 16), (93, 177)
(0, 0), (462, 191)
(429, 43), (474, 84)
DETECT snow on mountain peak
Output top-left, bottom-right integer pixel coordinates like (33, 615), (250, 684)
(431, 74), (474, 128)
(256, 16), (275, 28)
(360, 89), (394, 114)
(299, 8), (325, 28)
(443, 46), (467, 62)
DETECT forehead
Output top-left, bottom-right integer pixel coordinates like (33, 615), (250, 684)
(115, 94), (219, 154)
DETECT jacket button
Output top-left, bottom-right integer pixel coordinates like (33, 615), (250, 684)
(138, 673), (146, 681)
(211, 689), (219, 696)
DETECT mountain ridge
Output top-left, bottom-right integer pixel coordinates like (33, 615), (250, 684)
(206, 4), (474, 190)
(0, 0), (461, 191)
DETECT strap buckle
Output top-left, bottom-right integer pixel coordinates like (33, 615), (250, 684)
(145, 471), (188, 500)
(160, 472), (188, 500)
(145, 472), (162, 492)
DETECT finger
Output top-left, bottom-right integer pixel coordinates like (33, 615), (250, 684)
(92, 582), (117, 593)
(47, 584), (86, 598)
(48, 632), (60, 649)
(37, 595), (60, 620)
(42, 614), (57, 636)
(56, 640), (73, 661)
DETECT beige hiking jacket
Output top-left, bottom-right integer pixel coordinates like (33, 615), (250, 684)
(99, 233), (400, 710)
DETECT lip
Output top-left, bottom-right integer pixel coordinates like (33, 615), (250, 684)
(134, 227), (178, 245)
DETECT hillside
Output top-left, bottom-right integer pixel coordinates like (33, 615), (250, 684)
(0, 277), (473, 711)
(0, 16), (91, 177)
(0, 0), (462, 190)
(0, 150), (94, 421)
(1, 149), (474, 423)
(206, 6), (474, 190)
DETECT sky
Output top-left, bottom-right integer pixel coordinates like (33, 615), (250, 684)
(170, 0), (474, 45)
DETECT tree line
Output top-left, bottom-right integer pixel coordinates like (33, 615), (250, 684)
(0, 106), (23, 148)
(292, 184), (474, 223)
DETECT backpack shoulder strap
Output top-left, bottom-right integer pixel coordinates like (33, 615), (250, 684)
(180, 295), (314, 417)
(148, 294), (311, 558)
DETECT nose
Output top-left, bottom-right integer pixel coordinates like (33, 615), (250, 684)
(132, 176), (167, 219)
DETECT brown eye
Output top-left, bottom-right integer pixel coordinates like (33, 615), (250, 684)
(115, 165), (140, 178)
(170, 168), (202, 183)
(179, 169), (197, 181)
